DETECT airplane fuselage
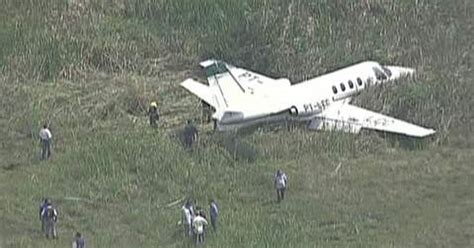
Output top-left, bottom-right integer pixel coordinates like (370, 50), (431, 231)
(181, 59), (434, 137)
(215, 61), (404, 131)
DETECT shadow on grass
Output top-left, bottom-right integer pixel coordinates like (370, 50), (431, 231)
(211, 133), (259, 163)
(381, 132), (435, 150)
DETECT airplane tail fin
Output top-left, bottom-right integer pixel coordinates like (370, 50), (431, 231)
(199, 60), (247, 108)
(180, 60), (253, 119)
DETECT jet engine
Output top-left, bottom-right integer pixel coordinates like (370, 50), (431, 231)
(289, 106), (299, 116)
(288, 104), (321, 118)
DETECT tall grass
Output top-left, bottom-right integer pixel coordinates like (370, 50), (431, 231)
(0, 0), (473, 247)
(1, 0), (472, 140)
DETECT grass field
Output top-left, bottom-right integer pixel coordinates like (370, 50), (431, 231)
(0, 0), (473, 247)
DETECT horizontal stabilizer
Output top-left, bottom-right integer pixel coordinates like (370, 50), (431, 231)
(180, 78), (217, 108)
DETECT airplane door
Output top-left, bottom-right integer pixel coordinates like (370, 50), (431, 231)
(355, 77), (364, 93)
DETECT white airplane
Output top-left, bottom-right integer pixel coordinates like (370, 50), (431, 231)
(180, 60), (435, 137)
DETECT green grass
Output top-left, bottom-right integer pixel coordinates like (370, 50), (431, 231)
(0, 0), (473, 247)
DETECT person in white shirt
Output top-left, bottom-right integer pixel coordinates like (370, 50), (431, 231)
(192, 211), (208, 244)
(182, 200), (194, 236)
(39, 124), (52, 160)
(274, 170), (288, 202)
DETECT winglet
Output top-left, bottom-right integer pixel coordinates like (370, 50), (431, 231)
(415, 128), (436, 138)
(199, 60), (231, 78)
(199, 59), (218, 68)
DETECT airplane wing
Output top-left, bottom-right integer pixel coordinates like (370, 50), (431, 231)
(310, 103), (435, 137)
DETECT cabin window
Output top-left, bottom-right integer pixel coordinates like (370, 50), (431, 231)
(340, 83), (346, 92)
(348, 80), (354, 89)
(373, 67), (388, 80)
(332, 86), (338, 94)
(357, 77), (363, 86)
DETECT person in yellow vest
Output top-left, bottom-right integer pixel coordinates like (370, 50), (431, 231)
(148, 101), (160, 127)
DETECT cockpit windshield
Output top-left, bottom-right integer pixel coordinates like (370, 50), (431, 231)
(382, 66), (392, 77)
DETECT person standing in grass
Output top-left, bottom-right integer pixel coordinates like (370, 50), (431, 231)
(198, 209), (207, 233)
(183, 120), (198, 148)
(41, 200), (58, 239)
(201, 100), (212, 123)
(72, 232), (85, 248)
(192, 211), (208, 245)
(182, 200), (195, 237)
(39, 123), (52, 160)
(209, 199), (219, 232)
(274, 169), (288, 202)
(148, 101), (160, 128)
(39, 198), (50, 232)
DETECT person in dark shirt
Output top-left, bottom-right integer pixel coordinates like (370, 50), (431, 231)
(73, 232), (85, 248)
(41, 201), (58, 239)
(209, 199), (219, 231)
(201, 100), (212, 123)
(183, 120), (198, 148)
(39, 198), (49, 231)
